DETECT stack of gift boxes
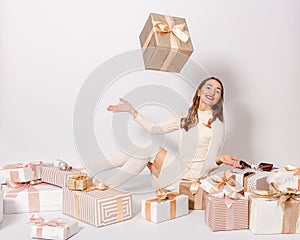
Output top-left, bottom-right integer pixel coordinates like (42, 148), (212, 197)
(0, 12), (300, 239)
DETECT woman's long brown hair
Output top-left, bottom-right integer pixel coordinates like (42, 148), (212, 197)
(180, 77), (224, 131)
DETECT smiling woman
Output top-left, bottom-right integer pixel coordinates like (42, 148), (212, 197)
(105, 76), (242, 191)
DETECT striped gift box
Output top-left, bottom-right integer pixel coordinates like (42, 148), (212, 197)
(205, 194), (249, 231)
(63, 188), (132, 227)
(41, 167), (78, 188)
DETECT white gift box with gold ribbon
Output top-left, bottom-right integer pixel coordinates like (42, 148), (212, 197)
(3, 181), (62, 214)
(29, 214), (79, 240)
(141, 188), (189, 223)
(249, 183), (300, 234)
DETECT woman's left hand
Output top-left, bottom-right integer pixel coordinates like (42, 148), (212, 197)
(216, 154), (243, 168)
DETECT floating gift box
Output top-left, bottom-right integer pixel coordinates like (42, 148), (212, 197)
(67, 174), (93, 191)
(141, 188), (189, 223)
(249, 183), (300, 234)
(200, 170), (243, 195)
(139, 12), (194, 73)
(0, 161), (53, 184)
(63, 187), (132, 227)
(29, 214), (79, 240)
(179, 178), (207, 210)
(205, 194), (249, 231)
(3, 181), (62, 214)
(0, 185), (3, 224)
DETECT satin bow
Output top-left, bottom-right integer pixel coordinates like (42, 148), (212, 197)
(29, 214), (64, 227)
(0, 161), (43, 170)
(284, 165), (300, 176)
(210, 170), (236, 193)
(180, 178), (202, 195)
(155, 187), (179, 202)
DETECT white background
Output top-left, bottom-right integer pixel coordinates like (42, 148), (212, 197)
(0, 0), (300, 239)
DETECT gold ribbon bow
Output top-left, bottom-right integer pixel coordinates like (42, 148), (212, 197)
(180, 178), (202, 195)
(155, 187), (179, 202)
(210, 170), (236, 193)
(285, 165), (300, 176)
(251, 182), (300, 234)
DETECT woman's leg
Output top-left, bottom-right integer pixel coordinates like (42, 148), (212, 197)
(147, 147), (167, 178)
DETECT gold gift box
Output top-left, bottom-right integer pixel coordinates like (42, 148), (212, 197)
(179, 178), (207, 210)
(139, 12), (194, 73)
(67, 174), (93, 191)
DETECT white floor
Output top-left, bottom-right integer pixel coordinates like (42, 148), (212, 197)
(0, 174), (298, 240)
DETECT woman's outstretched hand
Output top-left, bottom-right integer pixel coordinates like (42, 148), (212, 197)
(216, 154), (243, 168)
(107, 98), (138, 117)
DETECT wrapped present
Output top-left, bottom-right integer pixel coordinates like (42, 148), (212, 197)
(205, 193), (249, 231)
(29, 214), (79, 240)
(267, 170), (300, 192)
(139, 12), (193, 73)
(244, 171), (272, 192)
(0, 185), (3, 224)
(179, 178), (207, 210)
(249, 183), (300, 234)
(3, 180), (62, 214)
(63, 186), (132, 227)
(0, 161), (53, 184)
(141, 188), (189, 223)
(200, 170), (243, 195)
(67, 174), (93, 191)
(41, 163), (81, 188)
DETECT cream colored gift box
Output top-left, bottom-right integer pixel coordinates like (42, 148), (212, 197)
(249, 196), (300, 234)
(30, 216), (79, 240)
(3, 182), (62, 214)
(141, 194), (189, 223)
(139, 12), (193, 73)
(0, 162), (53, 184)
(267, 169), (300, 192)
(63, 187), (132, 227)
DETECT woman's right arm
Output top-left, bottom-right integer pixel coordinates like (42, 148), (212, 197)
(107, 98), (180, 134)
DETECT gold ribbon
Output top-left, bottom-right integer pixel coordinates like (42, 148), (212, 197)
(145, 187), (179, 221)
(29, 214), (69, 238)
(68, 172), (89, 190)
(180, 178), (206, 209)
(284, 165), (300, 190)
(210, 170), (237, 194)
(6, 180), (41, 212)
(142, 14), (190, 71)
(250, 182), (300, 233)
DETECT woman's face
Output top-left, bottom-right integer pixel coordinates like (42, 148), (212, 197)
(198, 79), (222, 109)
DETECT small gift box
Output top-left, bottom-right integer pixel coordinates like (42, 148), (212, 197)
(63, 186), (132, 227)
(139, 12), (194, 73)
(3, 181), (62, 214)
(249, 183), (300, 234)
(0, 161), (53, 184)
(0, 185), (3, 224)
(179, 178), (207, 210)
(205, 193), (249, 231)
(29, 214), (79, 240)
(67, 174), (93, 191)
(243, 171), (272, 192)
(41, 162), (81, 188)
(200, 170), (243, 195)
(141, 188), (189, 223)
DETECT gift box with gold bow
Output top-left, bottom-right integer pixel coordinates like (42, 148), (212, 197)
(179, 178), (207, 210)
(141, 188), (189, 223)
(0, 161), (54, 184)
(62, 185), (132, 227)
(249, 182), (300, 234)
(205, 192), (249, 231)
(200, 170), (243, 195)
(67, 173), (93, 191)
(3, 180), (62, 214)
(41, 161), (85, 188)
(29, 214), (79, 240)
(139, 12), (194, 73)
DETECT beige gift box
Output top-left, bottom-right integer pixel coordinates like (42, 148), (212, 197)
(63, 187), (132, 227)
(139, 12), (193, 73)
